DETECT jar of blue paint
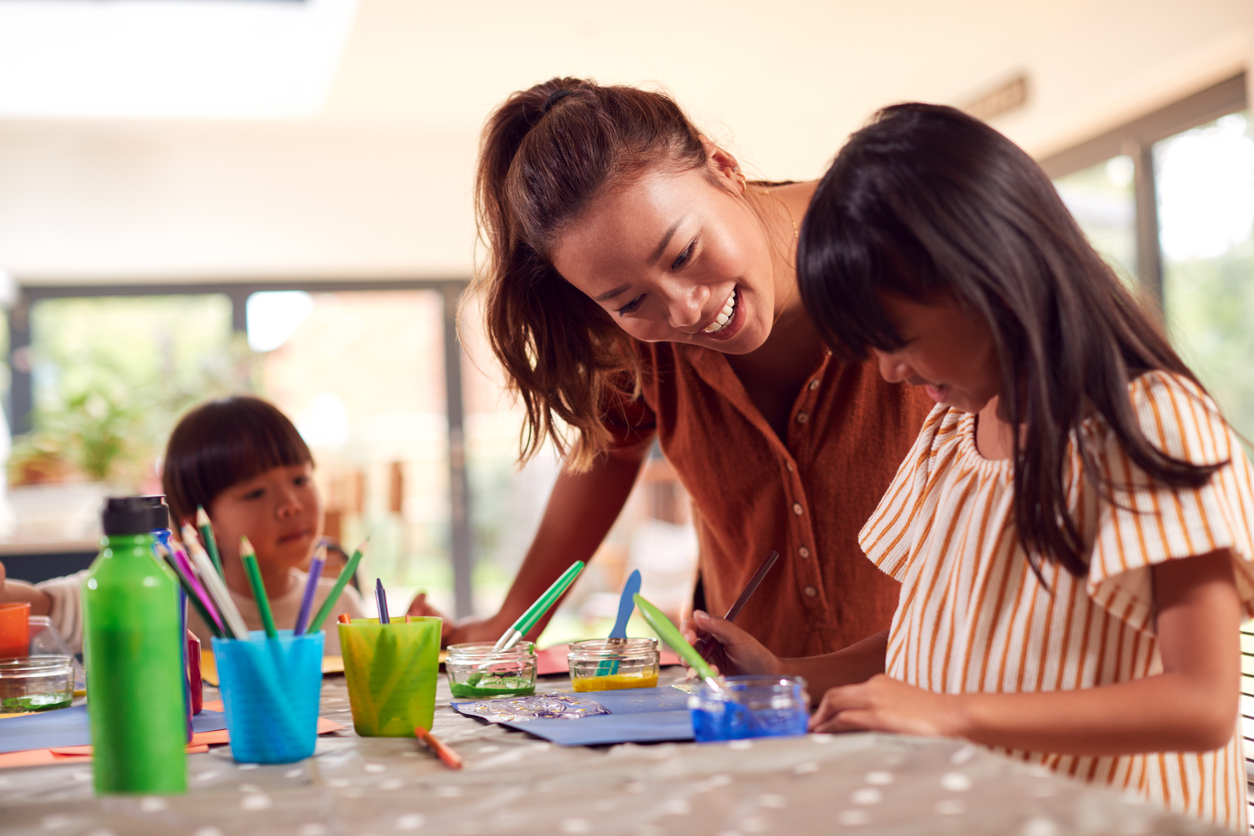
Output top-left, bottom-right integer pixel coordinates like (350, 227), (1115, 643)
(688, 675), (809, 742)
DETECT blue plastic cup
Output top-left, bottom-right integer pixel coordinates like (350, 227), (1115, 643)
(212, 630), (323, 764)
(688, 675), (810, 742)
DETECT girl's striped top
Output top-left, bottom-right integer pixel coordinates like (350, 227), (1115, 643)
(860, 371), (1254, 831)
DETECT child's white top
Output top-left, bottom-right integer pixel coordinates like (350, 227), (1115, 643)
(861, 371), (1254, 830)
(39, 566), (366, 657)
(185, 567), (366, 656)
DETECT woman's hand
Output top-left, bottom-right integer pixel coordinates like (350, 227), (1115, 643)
(405, 592), (457, 644)
(681, 609), (782, 677)
(403, 599), (514, 649)
(809, 674), (965, 737)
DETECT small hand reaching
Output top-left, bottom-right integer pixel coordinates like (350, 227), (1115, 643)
(680, 609), (782, 678)
(406, 592), (456, 644)
(808, 674), (964, 737)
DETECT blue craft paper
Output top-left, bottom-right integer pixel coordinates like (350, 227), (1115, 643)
(504, 710), (693, 746)
(0, 705), (227, 754)
(451, 686), (694, 746)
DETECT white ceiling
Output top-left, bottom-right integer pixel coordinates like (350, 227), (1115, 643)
(0, 0), (1251, 281)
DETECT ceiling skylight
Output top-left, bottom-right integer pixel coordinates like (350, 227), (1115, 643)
(0, 0), (358, 119)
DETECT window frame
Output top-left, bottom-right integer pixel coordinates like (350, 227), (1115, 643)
(1038, 73), (1247, 306)
(6, 277), (478, 618)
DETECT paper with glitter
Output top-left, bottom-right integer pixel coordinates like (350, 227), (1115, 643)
(452, 693), (611, 723)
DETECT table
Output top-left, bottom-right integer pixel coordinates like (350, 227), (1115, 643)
(0, 671), (1230, 835)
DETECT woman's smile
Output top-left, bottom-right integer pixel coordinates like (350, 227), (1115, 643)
(699, 288), (746, 341)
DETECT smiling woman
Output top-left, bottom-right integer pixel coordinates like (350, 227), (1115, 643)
(406, 77), (934, 661)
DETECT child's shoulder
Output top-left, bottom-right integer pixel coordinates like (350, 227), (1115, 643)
(1092, 370), (1235, 467)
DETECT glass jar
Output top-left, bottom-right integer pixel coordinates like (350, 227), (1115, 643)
(0, 655), (75, 712)
(567, 638), (660, 691)
(445, 642), (537, 699)
(688, 675), (809, 742)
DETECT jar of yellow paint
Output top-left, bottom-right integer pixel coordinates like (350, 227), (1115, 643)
(568, 638), (660, 691)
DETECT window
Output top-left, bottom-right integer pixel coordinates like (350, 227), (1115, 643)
(1043, 73), (1254, 820)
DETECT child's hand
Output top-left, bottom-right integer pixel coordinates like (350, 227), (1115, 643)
(406, 592), (455, 643)
(681, 609), (781, 677)
(808, 674), (964, 737)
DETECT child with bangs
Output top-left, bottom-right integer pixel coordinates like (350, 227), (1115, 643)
(689, 104), (1254, 830)
(0, 396), (365, 655)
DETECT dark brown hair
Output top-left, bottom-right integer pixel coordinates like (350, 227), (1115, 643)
(797, 102), (1223, 578)
(161, 396), (313, 525)
(473, 76), (711, 470)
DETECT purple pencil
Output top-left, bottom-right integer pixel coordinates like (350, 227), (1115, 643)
(375, 577), (390, 625)
(293, 545), (326, 635)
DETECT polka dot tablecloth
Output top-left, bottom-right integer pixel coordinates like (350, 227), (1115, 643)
(0, 672), (1227, 835)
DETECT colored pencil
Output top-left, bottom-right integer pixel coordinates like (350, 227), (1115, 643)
(195, 506), (225, 578)
(375, 578), (391, 625)
(168, 543), (225, 635)
(179, 523), (249, 639)
(338, 613), (352, 625)
(306, 538), (369, 633)
(414, 726), (462, 770)
(292, 544), (326, 636)
(240, 537), (277, 639)
(156, 543), (224, 639)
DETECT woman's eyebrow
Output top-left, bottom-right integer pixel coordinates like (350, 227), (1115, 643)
(596, 283), (632, 302)
(648, 217), (685, 265)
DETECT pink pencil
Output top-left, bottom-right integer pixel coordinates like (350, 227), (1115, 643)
(170, 544), (226, 635)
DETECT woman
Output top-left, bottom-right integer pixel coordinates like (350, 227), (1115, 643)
(418, 77), (932, 658)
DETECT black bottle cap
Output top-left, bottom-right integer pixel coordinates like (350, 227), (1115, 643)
(136, 495), (171, 533)
(101, 496), (163, 536)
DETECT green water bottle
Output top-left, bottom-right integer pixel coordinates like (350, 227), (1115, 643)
(84, 496), (187, 795)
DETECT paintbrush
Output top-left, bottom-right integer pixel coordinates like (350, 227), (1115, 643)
(240, 536), (278, 639)
(306, 537), (369, 633)
(195, 506), (225, 578)
(633, 593), (723, 693)
(292, 544), (326, 636)
(693, 549), (779, 659)
(491, 561), (585, 653)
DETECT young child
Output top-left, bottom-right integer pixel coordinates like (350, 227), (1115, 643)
(0, 396), (365, 655)
(690, 104), (1254, 830)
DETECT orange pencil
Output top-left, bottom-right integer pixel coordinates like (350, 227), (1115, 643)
(338, 613), (351, 624)
(415, 726), (462, 770)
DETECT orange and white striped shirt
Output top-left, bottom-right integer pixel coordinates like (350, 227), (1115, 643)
(861, 371), (1254, 831)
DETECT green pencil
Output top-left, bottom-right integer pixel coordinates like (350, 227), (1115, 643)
(240, 536), (277, 639)
(196, 506), (225, 578)
(306, 538), (368, 633)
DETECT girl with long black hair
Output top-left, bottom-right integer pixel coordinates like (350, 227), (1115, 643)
(692, 103), (1254, 829)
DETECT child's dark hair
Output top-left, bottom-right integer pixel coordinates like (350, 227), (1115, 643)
(797, 102), (1223, 578)
(162, 396), (313, 525)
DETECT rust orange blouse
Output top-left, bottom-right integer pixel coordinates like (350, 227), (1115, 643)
(604, 342), (934, 658)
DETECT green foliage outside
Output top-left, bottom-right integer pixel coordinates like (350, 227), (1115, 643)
(12, 295), (254, 490)
(1165, 235), (1254, 443)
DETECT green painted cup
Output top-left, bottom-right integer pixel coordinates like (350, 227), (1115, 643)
(338, 617), (441, 736)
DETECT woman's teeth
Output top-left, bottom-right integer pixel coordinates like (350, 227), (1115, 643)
(703, 290), (737, 334)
